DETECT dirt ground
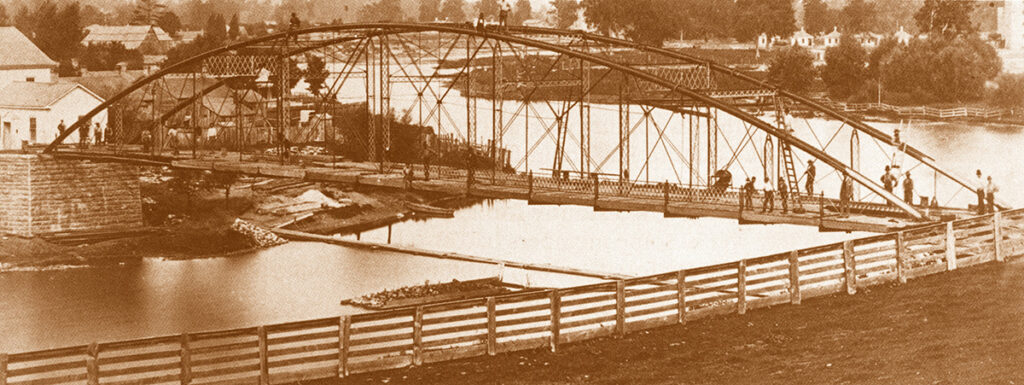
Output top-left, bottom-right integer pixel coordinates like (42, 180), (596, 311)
(334, 259), (1024, 385)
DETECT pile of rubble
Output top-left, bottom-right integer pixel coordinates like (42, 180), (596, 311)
(231, 219), (288, 247)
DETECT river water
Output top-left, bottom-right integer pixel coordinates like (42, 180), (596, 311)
(3, 83), (1023, 353)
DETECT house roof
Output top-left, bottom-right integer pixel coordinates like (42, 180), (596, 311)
(63, 70), (146, 100)
(0, 81), (104, 109)
(0, 27), (58, 70)
(83, 25), (173, 50)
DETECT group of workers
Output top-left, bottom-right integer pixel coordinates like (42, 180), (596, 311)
(738, 176), (790, 214)
(476, 0), (514, 29)
(55, 119), (105, 148)
(975, 169), (1000, 214)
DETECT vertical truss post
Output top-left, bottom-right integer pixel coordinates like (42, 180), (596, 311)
(707, 106), (717, 187)
(381, 34), (392, 168)
(466, 34), (475, 168)
(850, 129), (860, 200)
(365, 37), (376, 163)
(578, 41), (590, 175)
(764, 137), (774, 183)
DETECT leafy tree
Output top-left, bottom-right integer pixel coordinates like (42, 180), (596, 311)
(439, 0), (467, 22)
(841, 0), (879, 34)
(418, 0), (441, 21)
(681, 0), (735, 41)
(768, 46), (816, 93)
(803, 0), (835, 34)
(80, 42), (144, 71)
(204, 13), (227, 46)
(477, 0), (499, 19)
(989, 74), (1024, 110)
(228, 13), (240, 40)
(550, 0), (579, 29)
(733, 0), (795, 42)
(821, 38), (868, 99)
(582, 0), (679, 46)
(511, 0), (530, 25)
(914, 0), (975, 39)
(582, 0), (623, 36)
(132, 0), (167, 25)
(881, 37), (1000, 103)
(0, 3), (9, 26)
(304, 54), (329, 97)
(158, 11), (182, 36)
(358, 0), (404, 22)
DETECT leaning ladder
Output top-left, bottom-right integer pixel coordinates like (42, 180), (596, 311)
(775, 97), (802, 205)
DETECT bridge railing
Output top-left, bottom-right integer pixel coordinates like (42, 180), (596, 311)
(4, 208), (1023, 384)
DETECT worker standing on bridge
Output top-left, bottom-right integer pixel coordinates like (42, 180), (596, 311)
(839, 174), (852, 217)
(976, 169), (986, 214)
(499, 0), (512, 28)
(881, 165), (897, 205)
(803, 160), (815, 196)
(903, 172), (914, 205)
(985, 176), (998, 214)
(778, 179), (789, 214)
(289, 13), (301, 42)
(762, 177), (775, 213)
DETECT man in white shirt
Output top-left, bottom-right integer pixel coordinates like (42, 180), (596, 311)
(762, 177), (775, 213)
(985, 176), (999, 214)
(499, 0), (512, 28)
(975, 169), (985, 215)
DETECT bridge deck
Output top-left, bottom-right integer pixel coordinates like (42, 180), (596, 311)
(53, 148), (973, 233)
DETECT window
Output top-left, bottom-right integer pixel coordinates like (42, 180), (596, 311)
(26, 77), (34, 82)
(29, 117), (36, 143)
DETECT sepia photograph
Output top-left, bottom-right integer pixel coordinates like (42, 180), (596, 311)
(0, 0), (1022, 383)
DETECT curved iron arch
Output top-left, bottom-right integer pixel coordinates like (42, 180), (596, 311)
(45, 23), (925, 218)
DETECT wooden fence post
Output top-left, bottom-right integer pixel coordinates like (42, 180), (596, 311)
(736, 260), (747, 315)
(486, 297), (497, 356)
(339, 316), (350, 377)
(896, 232), (907, 284)
(549, 290), (561, 353)
(842, 240), (857, 295)
(946, 221), (958, 271)
(615, 280), (626, 336)
(257, 327), (268, 385)
(86, 343), (99, 385)
(788, 251), (801, 305)
(676, 270), (687, 324)
(180, 333), (191, 385)
(994, 212), (1004, 262)
(413, 307), (424, 366)
(1, 353), (8, 385)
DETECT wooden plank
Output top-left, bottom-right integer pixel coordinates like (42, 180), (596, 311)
(349, 332), (413, 347)
(800, 273), (845, 287)
(946, 221), (957, 271)
(676, 270), (686, 324)
(422, 322), (487, 338)
(494, 302), (549, 317)
(736, 260), (747, 315)
(615, 281), (625, 337)
(412, 307), (423, 366)
(268, 366), (335, 385)
(349, 321), (414, 335)
(100, 336), (180, 352)
(494, 325), (550, 339)
(896, 231), (906, 283)
(549, 290), (560, 353)
(98, 350), (180, 366)
(257, 327), (268, 385)
(995, 212), (1004, 262)
(98, 361), (181, 377)
(263, 318), (337, 334)
(559, 303), (615, 319)
(495, 314), (549, 328)
(346, 344), (411, 358)
(623, 284), (675, 298)
(843, 241), (856, 295)
(189, 352), (259, 368)
(624, 292), (676, 309)
(189, 328), (258, 342)
(799, 263), (844, 277)
(558, 293), (616, 308)
(422, 312), (487, 326)
(266, 352), (336, 369)
(190, 364), (261, 379)
(486, 297), (497, 356)
(421, 334), (486, 349)
(789, 251), (801, 304)
(624, 303), (677, 320)
(97, 372), (181, 385)
(266, 331), (335, 346)
(745, 271), (789, 287)
(559, 314), (617, 330)
(6, 360), (84, 377)
(189, 341), (258, 356)
(267, 343), (335, 358)
(7, 373), (87, 385)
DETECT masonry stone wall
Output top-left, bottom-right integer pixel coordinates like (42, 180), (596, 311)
(0, 154), (143, 237)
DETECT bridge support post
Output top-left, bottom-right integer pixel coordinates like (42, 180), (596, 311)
(945, 221), (957, 271)
(788, 251), (801, 305)
(736, 260), (747, 315)
(994, 212), (1004, 262)
(896, 232), (907, 284)
(842, 240), (856, 294)
(549, 290), (561, 352)
(676, 270), (687, 324)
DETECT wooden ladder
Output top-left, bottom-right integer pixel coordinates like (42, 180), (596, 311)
(775, 97), (801, 204)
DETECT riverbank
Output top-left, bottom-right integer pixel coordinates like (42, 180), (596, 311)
(0, 170), (466, 269)
(337, 259), (1024, 384)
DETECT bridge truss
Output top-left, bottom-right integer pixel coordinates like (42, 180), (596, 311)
(46, 23), (992, 220)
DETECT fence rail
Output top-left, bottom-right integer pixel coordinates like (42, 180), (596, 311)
(5, 209), (1024, 385)
(816, 100), (1011, 120)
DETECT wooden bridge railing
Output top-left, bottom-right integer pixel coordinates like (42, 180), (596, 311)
(4, 209), (1023, 385)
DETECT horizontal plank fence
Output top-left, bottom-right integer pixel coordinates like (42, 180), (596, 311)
(5, 209), (1024, 385)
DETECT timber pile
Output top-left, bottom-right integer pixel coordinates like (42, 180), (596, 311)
(341, 277), (512, 309)
(231, 219), (288, 247)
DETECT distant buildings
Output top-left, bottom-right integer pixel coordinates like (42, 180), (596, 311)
(756, 26), (922, 66)
(0, 27), (57, 90)
(998, 0), (1024, 73)
(83, 25), (174, 55)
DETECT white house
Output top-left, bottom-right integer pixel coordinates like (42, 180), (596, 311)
(823, 27), (841, 47)
(0, 27), (57, 90)
(0, 82), (107, 150)
(790, 28), (814, 47)
(894, 25), (913, 46)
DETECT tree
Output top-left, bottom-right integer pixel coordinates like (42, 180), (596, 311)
(511, 0), (530, 25)
(550, 0), (579, 29)
(358, 0), (404, 22)
(439, 0), (466, 22)
(582, 0), (680, 45)
(821, 38), (868, 99)
(132, 0), (167, 25)
(204, 13), (227, 46)
(989, 74), (1024, 110)
(803, 0), (835, 34)
(914, 0), (975, 39)
(681, 0), (735, 41)
(419, 0), (441, 21)
(582, 0), (624, 36)
(733, 0), (795, 42)
(768, 46), (816, 93)
(228, 13), (240, 40)
(477, 0), (499, 19)
(0, 3), (9, 26)
(158, 11), (182, 36)
(841, 0), (879, 34)
(881, 37), (1001, 103)
(304, 54), (329, 97)
(18, 1), (86, 63)
(80, 42), (144, 71)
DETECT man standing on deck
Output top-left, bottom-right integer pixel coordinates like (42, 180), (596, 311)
(778, 179), (789, 214)
(986, 176), (998, 214)
(839, 174), (852, 217)
(881, 166), (897, 205)
(976, 169), (986, 214)
(903, 172), (915, 205)
(803, 160), (815, 196)
(499, 0), (512, 28)
(762, 177), (775, 213)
